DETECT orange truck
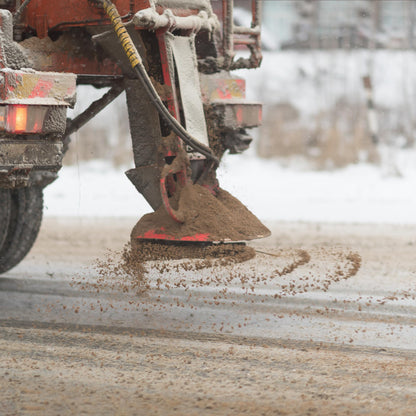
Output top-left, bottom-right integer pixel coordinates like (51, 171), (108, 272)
(0, 0), (267, 273)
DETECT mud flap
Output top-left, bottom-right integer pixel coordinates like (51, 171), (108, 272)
(94, 29), (164, 210)
(124, 78), (164, 211)
(164, 33), (209, 152)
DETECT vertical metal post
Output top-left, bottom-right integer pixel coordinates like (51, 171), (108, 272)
(221, 0), (262, 70)
(252, 0), (260, 28)
(223, 0), (234, 69)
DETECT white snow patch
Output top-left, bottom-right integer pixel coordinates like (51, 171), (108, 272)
(44, 152), (416, 225)
(43, 161), (151, 218)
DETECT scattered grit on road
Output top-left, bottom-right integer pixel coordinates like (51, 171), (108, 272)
(2, 218), (416, 415)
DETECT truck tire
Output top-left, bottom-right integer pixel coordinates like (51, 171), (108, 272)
(0, 189), (11, 249)
(0, 187), (43, 274)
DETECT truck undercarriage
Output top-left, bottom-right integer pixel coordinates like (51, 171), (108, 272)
(0, 0), (268, 273)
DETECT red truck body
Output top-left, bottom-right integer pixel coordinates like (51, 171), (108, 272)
(0, 0), (265, 273)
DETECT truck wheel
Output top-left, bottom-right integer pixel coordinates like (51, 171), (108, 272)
(0, 187), (43, 274)
(0, 189), (11, 249)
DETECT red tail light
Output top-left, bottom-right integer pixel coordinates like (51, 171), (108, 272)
(1, 105), (48, 133)
(12, 105), (28, 132)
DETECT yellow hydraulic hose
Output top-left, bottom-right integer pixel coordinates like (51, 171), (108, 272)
(100, 0), (141, 68)
(99, 0), (219, 166)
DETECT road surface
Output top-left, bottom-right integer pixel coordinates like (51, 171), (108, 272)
(1, 218), (416, 415)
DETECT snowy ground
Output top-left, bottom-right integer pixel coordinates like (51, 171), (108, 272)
(43, 148), (416, 224)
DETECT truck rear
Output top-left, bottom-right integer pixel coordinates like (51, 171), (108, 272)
(0, 0), (267, 273)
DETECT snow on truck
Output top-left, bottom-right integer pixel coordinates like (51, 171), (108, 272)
(0, 0), (269, 273)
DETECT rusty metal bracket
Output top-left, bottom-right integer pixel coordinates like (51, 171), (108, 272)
(221, 0), (262, 70)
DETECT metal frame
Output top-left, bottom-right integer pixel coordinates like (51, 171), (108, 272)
(222, 0), (262, 70)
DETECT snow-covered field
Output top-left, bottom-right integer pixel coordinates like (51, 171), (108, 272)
(43, 148), (416, 224)
(240, 50), (416, 117)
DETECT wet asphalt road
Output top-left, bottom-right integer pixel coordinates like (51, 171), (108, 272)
(1, 218), (416, 350)
(2, 218), (416, 415)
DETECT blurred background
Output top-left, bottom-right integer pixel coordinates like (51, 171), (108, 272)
(46, 1), (416, 224)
